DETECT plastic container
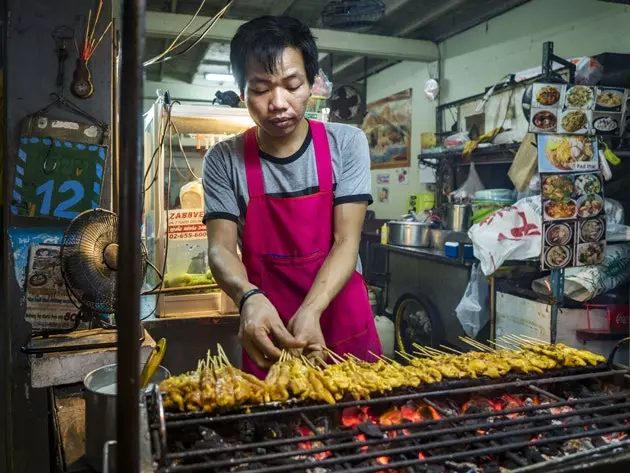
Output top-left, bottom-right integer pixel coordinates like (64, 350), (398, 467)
(380, 223), (389, 245)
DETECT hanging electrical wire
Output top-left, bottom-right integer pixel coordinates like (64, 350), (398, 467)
(143, 0), (233, 67)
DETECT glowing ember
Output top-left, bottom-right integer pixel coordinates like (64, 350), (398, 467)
(354, 433), (368, 453)
(379, 407), (402, 426)
(341, 406), (369, 428)
(296, 426), (331, 460)
(418, 452), (426, 460)
(376, 456), (389, 465)
(401, 404), (423, 423)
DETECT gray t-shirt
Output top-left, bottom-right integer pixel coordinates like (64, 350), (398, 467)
(202, 121), (372, 223)
(202, 121), (372, 272)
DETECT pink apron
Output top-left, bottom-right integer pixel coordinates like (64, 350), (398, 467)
(241, 120), (382, 378)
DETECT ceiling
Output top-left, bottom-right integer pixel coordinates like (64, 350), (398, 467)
(144, 0), (531, 87)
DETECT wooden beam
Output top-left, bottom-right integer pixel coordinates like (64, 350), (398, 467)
(145, 11), (439, 62)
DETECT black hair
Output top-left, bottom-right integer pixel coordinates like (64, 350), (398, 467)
(230, 16), (318, 94)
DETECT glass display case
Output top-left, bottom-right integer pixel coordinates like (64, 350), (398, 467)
(142, 101), (255, 317)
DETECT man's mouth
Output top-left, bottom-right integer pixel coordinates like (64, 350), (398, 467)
(269, 117), (294, 128)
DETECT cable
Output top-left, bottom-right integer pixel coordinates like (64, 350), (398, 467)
(143, 0), (209, 66)
(171, 120), (200, 180)
(143, 1), (233, 67)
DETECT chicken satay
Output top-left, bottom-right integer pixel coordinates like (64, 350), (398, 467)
(307, 370), (336, 404)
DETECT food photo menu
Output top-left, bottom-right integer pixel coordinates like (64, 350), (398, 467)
(529, 83), (628, 137)
(539, 142), (606, 270)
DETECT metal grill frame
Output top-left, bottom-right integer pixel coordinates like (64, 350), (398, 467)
(148, 364), (630, 473)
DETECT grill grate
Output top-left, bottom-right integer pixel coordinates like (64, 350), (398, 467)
(149, 367), (630, 473)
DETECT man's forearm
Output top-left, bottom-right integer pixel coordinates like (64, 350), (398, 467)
(299, 237), (359, 316)
(207, 245), (256, 305)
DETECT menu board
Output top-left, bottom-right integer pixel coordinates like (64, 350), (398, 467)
(539, 137), (606, 270)
(529, 83), (628, 137)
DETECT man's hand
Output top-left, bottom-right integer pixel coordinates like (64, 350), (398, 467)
(239, 294), (305, 369)
(287, 308), (326, 361)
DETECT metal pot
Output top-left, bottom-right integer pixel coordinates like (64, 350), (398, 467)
(430, 229), (452, 250)
(446, 204), (472, 232)
(84, 363), (171, 472)
(388, 221), (431, 247)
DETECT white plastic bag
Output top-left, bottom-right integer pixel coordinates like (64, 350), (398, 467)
(456, 263), (489, 338)
(468, 196), (543, 275)
(450, 162), (485, 203)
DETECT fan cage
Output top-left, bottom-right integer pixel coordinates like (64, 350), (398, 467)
(60, 208), (148, 316)
(321, 0), (385, 30)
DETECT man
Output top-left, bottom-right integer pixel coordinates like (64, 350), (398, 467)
(202, 15), (382, 378)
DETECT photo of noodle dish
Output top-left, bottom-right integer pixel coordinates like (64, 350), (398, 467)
(560, 110), (590, 134)
(545, 223), (572, 246)
(538, 135), (597, 172)
(544, 200), (576, 220)
(580, 219), (604, 243)
(545, 245), (572, 269)
(577, 194), (604, 218)
(574, 174), (601, 196)
(577, 242), (605, 266)
(565, 85), (594, 109)
(595, 87), (626, 111)
(542, 174), (573, 201)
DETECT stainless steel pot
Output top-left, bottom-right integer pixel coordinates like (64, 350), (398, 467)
(446, 204), (472, 232)
(430, 229), (452, 250)
(84, 363), (170, 472)
(388, 221), (431, 247)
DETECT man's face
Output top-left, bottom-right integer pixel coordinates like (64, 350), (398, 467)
(244, 47), (311, 138)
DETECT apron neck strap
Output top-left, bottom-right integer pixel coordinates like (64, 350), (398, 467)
(243, 127), (265, 198)
(243, 120), (334, 198)
(310, 120), (333, 192)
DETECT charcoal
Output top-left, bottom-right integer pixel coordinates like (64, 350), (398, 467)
(358, 422), (384, 439)
(563, 438), (594, 454)
(481, 461), (502, 473)
(524, 446), (546, 463)
(444, 460), (480, 472)
(592, 436), (608, 448)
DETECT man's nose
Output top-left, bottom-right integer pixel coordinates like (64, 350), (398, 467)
(269, 88), (288, 111)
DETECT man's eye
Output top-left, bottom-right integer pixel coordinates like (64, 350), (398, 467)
(288, 85), (301, 92)
(251, 89), (268, 95)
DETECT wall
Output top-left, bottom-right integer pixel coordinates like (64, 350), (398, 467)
(3, 1), (111, 471)
(366, 61), (437, 219)
(440, 0), (630, 104)
(365, 0), (630, 219)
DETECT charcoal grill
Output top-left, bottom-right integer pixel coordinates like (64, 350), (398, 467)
(148, 340), (630, 473)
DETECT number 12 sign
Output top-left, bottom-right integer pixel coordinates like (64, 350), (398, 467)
(12, 137), (106, 219)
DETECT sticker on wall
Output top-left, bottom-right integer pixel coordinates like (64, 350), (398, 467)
(396, 168), (409, 185)
(7, 227), (65, 290)
(376, 173), (390, 184)
(377, 186), (389, 204)
(25, 244), (79, 330)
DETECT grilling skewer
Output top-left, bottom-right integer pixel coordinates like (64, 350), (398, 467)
(159, 341), (607, 413)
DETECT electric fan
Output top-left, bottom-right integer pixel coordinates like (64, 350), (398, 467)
(60, 208), (148, 327)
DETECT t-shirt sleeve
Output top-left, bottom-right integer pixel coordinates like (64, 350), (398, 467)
(202, 144), (240, 224)
(334, 128), (373, 206)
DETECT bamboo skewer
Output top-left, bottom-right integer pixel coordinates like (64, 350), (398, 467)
(440, 344), (464, 354)
(459, 336), (492, 352)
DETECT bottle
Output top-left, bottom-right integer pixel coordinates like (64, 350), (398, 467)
(380, 222), (389, 245)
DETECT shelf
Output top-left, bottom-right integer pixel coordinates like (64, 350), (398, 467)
(419, 142), (521, 165)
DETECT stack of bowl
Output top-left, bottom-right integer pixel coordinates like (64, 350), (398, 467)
(471, 189), (516, 225)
